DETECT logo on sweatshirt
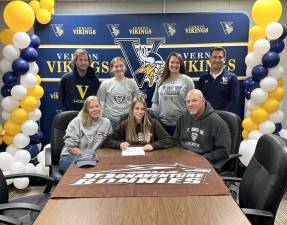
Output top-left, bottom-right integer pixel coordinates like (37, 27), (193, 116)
(114, 94), (126, 104)
(76, 85), (89, 99)
(191, 132), (198, 141)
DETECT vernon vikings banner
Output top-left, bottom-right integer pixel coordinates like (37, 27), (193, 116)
(35, 13), (249, 143)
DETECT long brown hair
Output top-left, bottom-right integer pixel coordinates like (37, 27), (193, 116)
(158, 52), (186, 86)
(126, 96), (151, 144)
(79, 96), (101, 127)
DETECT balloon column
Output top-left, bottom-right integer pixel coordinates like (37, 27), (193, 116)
(0, 0), (55, 189)
(240, 0), (286, 167)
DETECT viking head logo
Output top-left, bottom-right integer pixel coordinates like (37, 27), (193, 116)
(191, 132), (198, 142)
(51, 24), (64, 37)
(114, 94), (126, 104)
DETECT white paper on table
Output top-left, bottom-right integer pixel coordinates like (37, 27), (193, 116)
(122, 147), (145, 156)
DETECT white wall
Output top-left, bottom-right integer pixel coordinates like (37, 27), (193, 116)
(0, 0), (287, 126)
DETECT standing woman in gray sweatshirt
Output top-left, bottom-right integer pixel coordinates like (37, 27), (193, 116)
(97, 57), (140, 128)
(59, 96), (112, 173)
(151, 52), (195, 135)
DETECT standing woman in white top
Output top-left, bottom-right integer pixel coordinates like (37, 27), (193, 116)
(97, 57), (140, 128)
(151, 52), (195, 135)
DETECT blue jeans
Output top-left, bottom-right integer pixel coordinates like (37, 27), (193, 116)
(59, 154), (77, 173)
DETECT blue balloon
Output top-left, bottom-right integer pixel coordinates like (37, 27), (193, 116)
(30, 131), (44, 144)
(245, 90), (251, 100)
(21, 47), (38, 62)
(279, 26), (287, 40)
(25, 144), (40, 158)
(274, 123), (282, 134)
(1, 85), (11, 97)
(243, 77), (259, 92)
(270, 39), (285, 53)
(262, 51), (280, 68)
(29, 34), (41, 49)
(12, 58), (29, 75)
(252, 65), (268, 81)
(2, 71), (20, 88)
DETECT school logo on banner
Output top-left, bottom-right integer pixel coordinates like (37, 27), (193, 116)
(163, 23), (176, 36)
(50, 24), (64, 37)
(220, 21), (234, 35)
(107, 24), (120, 37)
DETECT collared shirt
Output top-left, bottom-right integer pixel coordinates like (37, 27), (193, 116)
(210, 68), (224, 79)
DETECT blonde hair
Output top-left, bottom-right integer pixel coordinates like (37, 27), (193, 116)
(126, 96), (151, 144)
(110, 57), (127, 75)
(72, 49), (91, 65)
(79, 96), (100, 127)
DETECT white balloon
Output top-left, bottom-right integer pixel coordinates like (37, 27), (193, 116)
(1, 96), (19, 112)
(6, 145), (21, 155)
(9, 161), (25, 174)
(37, 100), (41, 108)
(13, 32), (31, 49)
(239, 140), (258, 166)
(245, 99), (257, 111)
(3, 170), (13, 185)
(279, 129), (287, 140)
(20, 72), (37, 89)
(11, 85), (27, 100)
(268, 66), (284, 79)
(0, 152), (14, 170)
(28, 62), (39, 75)
(35, 163), (45, 175)
(14, 150), (31, 165)
(29, 108), (42, 121)
(259, 77), (278, 92)
(2, 110), (11, 121)
(246, 67), (253, 77)
(265, 22), (284, 40)
(245, 52), (262, 67)
(245, 110), (251, 117)
(37, 151), (45, 163)
(25, 163), (36, 173)
(250, 88), (268, 104)
(259, 120), (276, 134)
(37, 143), (42, 151)
(2, 44), (20, 61)
(14, 178), (29, 189)
(248, 130), (264, 140)
(269, 110), (284, 123)
(13, 133), (30, 149)
(0, 58), (13, 73)
(21, 120), (38, 136)
(253, 39), (270, 56)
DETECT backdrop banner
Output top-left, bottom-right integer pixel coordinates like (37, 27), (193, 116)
(35, 12), (249, 143)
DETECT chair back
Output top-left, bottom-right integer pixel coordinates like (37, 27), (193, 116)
(239, 134), (287, 225)
(50, 111), (78, 165)
(0, 169), (8, 204)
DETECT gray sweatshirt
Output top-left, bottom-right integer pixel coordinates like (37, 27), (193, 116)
(61, 116), (112, 156)
(97, 77), (140, 123)
(152, 74), (194, 125)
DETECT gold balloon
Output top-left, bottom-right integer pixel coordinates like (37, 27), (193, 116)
(11, 108), (29, 124)
(36, 75), (42, 85)
(4, 120), (21, 136)
(3, 134), (14, 145)
(50, 8), (55, 14)
(0, 136), (2, 145)
(251, 107), (268, 124)
(277, 79), (284, 87)
(0, 125), (3, 134)
(3, 1), (35, 32)
(0, 28), (15, 45)
(242, 129), (249, 140)
(249, 25), (265, 40)
(27, 85), (44, 100)
(29, 0), (41, 14)
(269, 87), (285, 101)
(20, 96), (38, 112)
(248, 40), (254, 53)
(242, 117), (258, 131)
(36, 9), (52, 24)
(252, 0), (282, 26)
(261, 98), (280, 113)
(40, 0), (55, 10)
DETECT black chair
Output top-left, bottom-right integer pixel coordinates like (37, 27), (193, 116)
(224, 134), (287, 225)
(45, 111), (78, 183)
(0, 169), (54, 225)
(213, 110), (242, 175)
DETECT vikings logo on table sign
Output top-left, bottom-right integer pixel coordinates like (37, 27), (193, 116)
(71, 163), (211, 185)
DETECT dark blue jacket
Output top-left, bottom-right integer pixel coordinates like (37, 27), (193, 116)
(197, 69), (239, 114)
(58, 67), (100, 111)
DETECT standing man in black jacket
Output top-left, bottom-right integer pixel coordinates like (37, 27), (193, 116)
(59, 49), (100, 111)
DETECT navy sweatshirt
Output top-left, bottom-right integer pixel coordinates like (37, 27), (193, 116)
(197, 69), (239, 114)
(58, 67), (100, 111)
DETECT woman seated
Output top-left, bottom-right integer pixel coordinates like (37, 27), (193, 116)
(59, 96), (112, 173)
(103, 96), (176, 151)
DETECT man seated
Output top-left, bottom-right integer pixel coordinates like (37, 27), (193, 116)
(174, 89), (230, 165)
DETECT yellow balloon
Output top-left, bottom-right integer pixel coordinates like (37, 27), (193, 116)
(36, 75), (42, 85)
(3, 1), (35, 32)
(29, 0), (40, 14)
(0, 125), (3, 135)
(40, 0), (55, 10)
(261, 98), (280, 113)
(242, 129), (249, 140)
(27, 85), (44, 100)
(248, 40), (254, 53)
(20, 96), (38, 112)
(242, 117), (258, 131)
(10, 108), (29, 124)
(269, 87), (285, 101)
(0, 28), (15, 45)
(3, 134), (14, 145)
(277, 79), (284, 87)
(251, 107), (268, 124)
(252, 0), (282, 26)
(50, 8), (55, 14)
(36, 9), (52, 24)
(4, 120), (21, 136)
(0, 136), (2, 145)
(249, 25), (265, 40)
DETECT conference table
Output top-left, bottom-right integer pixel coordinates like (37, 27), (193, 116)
(34, 148), (251, 225)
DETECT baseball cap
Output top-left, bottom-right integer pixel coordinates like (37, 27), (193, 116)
(76, 149), (97, 168)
